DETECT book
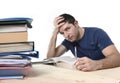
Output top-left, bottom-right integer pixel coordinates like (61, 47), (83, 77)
(0, 24), (29, 33)
(0, 41), (34, 53)
(32, 56), (76, 66)
(0, 56), (31, 76)
(0, 51), (39, 58)
(0, 32), (28, 43)
(0, 55), (24, 59)
(0, 65), (31, 76)
(33, 56), (76, 69)
(0, 74), (24, 80)
(0, 57), (31, 67)
(0, 17), (33, 28)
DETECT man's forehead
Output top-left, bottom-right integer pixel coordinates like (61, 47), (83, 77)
(59, 23), (68, 31)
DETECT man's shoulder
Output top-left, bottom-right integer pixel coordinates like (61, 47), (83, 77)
(84, 27), (102, 30)
(84, 27), (105, 33)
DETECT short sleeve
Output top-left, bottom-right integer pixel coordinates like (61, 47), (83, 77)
(95, 29), (113, 50)
(61, 39), (72, 50)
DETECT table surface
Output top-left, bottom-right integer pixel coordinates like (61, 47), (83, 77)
(1, 62), (120, 83)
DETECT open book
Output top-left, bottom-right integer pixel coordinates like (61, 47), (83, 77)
(52, 56), (76, 64)
(32, 56), (76, 69)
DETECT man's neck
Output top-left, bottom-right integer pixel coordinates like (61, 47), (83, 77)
(77, 27), (84, 40)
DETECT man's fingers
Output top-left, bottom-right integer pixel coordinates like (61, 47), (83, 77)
(74, 60), (85, 66)
(54, 16), (64, 26)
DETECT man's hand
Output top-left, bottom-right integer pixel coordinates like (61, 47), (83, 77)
(53, 16), (65, 34)
(74, 57), (102, 71)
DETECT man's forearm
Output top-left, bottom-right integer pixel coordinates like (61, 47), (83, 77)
(47, 29), (58, 58)
(97, 54), (120, 70)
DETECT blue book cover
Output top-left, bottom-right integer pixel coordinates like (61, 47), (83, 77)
(0, 17), (33, 28)
(0, 51), (39, 58)
(0, 66), (31, 76)
(0, 74), (24, 80)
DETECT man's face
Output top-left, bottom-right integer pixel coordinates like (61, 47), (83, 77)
(59, 22), (79, 42)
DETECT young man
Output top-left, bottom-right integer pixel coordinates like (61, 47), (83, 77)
(47, 13), (120, 71)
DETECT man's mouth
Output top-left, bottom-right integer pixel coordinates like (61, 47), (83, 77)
(68, 36), (73, 41)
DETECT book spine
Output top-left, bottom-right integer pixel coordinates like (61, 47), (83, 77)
(0, 51), (39, 58)
(0, 74), (24, 80)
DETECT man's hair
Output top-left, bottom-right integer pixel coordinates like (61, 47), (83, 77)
(59, 13), (75, 25)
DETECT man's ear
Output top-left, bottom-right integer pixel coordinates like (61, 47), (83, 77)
(74, 20), (79, 27)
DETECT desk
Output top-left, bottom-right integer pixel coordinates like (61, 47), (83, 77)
(1, 63), (120, 83)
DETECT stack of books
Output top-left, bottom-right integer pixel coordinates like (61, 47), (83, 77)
(0, 17), (39, 79)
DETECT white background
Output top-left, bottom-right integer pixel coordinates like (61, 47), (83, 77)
(0, 0), (120, 60)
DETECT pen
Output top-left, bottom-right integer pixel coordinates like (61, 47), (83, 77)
(74, 46), (77, 59)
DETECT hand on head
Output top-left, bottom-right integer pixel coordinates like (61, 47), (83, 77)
(53, 16), (65, 33)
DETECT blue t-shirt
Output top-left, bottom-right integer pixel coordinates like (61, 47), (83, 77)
(61, 27), (113, 60)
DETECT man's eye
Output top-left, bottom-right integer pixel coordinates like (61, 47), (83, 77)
(60, 32), (64, 35)
(66, 27), (70, 31)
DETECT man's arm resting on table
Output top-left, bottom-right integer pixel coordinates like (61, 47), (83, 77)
(74, 45), (120, 71)
(99, 45), (120, 69)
